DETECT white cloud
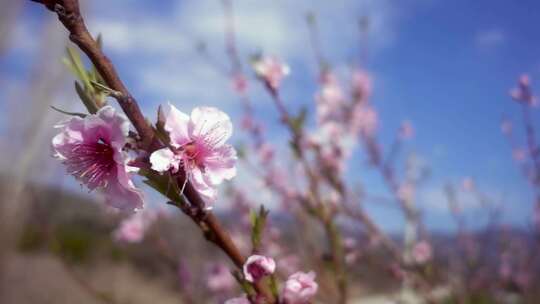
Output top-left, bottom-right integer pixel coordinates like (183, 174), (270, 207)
(175, 0), (400, 61)
(475, 29), (505, 49)
(136, 62), (236, 110)
(88, 19), (193, 54)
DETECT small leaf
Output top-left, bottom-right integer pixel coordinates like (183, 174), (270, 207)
(74, 81), (99, 114)
(235, 142), (246, 160)
(269, 275), (279, 298)
(291, 106), (308, 134)
(66, 47), (92, 90)
(251, 205), (270, 252)
(50, 106), (87, 118)
(61, 57), (78, 76)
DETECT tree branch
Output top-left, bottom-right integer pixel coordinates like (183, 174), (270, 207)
(31, 0), (274, 302)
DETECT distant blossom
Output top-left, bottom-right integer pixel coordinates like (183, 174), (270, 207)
(412, 241), (433, 264)
(253, 56), (290, 90)
(397, 182), (415, 203)
(510, 74), (537, 106)
(351, 69), (372, 103)
(399, 121), (414, 140)
(207, 263), (236, 293)
(350, 105), (378, 137)
(315, 72), (344, 123)
(232, 73), (248, 94)
(282, 271), (318, 304)
(113, 209), (158, 243)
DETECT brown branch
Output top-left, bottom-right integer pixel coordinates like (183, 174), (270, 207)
(31, 0), (274, 302)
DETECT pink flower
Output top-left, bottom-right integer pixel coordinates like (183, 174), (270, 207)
(150, 104), (237, 202)
(350, 105), (378, 137)
(113, 209), (157, 243)
(232, 73), (248, 94)
(207, 263), (236, 293)
(412, 241), (433, 264)
(243, 255), (276, 282)
(257, 143), (275, 162)
(224, 296), (250, 304)
(278, 255), (300, 276)
(399, 121), (414, 140)
(351, 69), (372, 103)
(253, 56), (290, 90)
(315, 73), (344, 123)
(397, 182), (415, 203)
(282, 271), (318, 304)
(52, 106), (143, 211)
(510, 74), (537, 106)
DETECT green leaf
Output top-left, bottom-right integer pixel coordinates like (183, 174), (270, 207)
(235, 142), (247, 160)
(250, 205), (269, 252)
(269, 275), (279, 298)
(291, 106), (308, 134)
(140, 169), (186, 205)
(66, 47), (92, 90)
(74, 81), (99, 114)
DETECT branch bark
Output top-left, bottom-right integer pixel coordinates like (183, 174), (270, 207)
(31, 0), (274, 302)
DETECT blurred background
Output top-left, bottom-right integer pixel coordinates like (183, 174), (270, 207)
(1, 0), (540, 303)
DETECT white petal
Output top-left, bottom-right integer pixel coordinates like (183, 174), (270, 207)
(150, 148), (177, 172)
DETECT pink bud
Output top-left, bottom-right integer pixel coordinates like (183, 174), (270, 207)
(243, 255), (276, 282)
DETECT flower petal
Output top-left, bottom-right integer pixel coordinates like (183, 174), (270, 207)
(150, 148), (178, 172)
(189, 106), (232, 147)
(189, 166), (218, 202)
(204, 144), (237, 185)
(164, 103), (191, 148)
(104, 165), (144, 211)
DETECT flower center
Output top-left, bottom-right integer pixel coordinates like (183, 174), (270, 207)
(64, 139), (116, 189)
(180, 142), (206, 169)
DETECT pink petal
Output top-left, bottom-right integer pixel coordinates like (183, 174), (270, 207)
(189, 167), (217, 201)
(204, 145), (237, 185)
(104, 165), (144, 211)
(189, 106), (232, 147)
(164, 103), (191, 148)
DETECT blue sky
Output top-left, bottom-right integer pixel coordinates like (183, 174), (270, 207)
(1, 0), (540, 232)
